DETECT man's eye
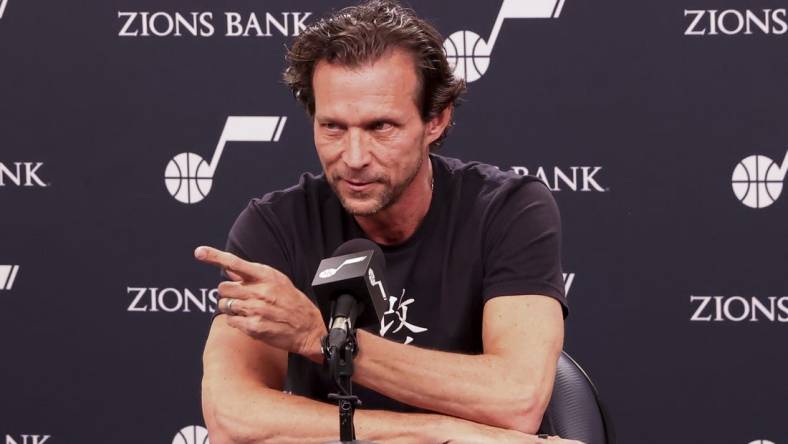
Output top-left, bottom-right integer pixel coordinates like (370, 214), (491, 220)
(322, 123), (341, 131)
(371, 122), (393, 131)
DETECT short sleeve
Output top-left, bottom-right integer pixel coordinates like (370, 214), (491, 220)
(482, 180), (568, 318)
(224, 199), (293, 278)
(209, 198), (293, 324)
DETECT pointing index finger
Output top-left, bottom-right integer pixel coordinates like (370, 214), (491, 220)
(194, 246), (261, 281)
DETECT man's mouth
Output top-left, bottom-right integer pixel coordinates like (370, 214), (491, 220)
(343, 179), (375, 191)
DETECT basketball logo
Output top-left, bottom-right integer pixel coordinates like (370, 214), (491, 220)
(165, 152), (213, 204)
(171, 425), (210, 444)
(731, 151), (788, 209)
(164, 115), (287, 204)
(443, 31), (491, 83)
(443, 0), (565, 82)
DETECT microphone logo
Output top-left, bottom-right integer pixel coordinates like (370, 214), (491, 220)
(318, 256), (367, 279)
(164, 115), (287, 204)
(443, 0), (566, 83)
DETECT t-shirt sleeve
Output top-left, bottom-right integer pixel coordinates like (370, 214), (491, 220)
(224, 199), (293, 277)
(481, 179), (568, 318)
(209, 198), (293, 323)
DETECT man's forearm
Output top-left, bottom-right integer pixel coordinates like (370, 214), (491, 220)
(352, 330), (549, 433)
(203, 374), (448, 444)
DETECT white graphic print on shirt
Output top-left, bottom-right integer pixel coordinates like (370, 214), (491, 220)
(379, 289), (428, 345)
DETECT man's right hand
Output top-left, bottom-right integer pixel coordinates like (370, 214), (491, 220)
(195, 245), (328, 362)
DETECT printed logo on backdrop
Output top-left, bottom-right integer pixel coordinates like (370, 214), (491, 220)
(685, 9), (787, 36)
(164, 116), (286, 204)
(0, 0), (8, 20)
(127, 287), (219, 313)
(690, 295), (788, 323)
(563, 273), (575, 296)
(748, 440), (776, 444)
(510, 166), (607, 192)
(444, 0), (566, 82)
(171, 425), (209, 444)
(5, 435), (51, 444)
(117, 11), (311, 38)
(0, 265), (20, 291)
(0, 162), (49, 187)
(732, 151), (788, 209)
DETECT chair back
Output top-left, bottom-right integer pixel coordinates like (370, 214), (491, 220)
(538, 351), (615, 444)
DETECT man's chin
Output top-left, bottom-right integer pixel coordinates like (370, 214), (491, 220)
(329, 180), (394, 216)
(336, 190), (392, 216)
(340, 197), (385, 216)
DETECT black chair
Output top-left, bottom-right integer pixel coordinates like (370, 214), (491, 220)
(538, 351), (615, 444)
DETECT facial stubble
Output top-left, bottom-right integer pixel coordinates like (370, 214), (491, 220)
(330, 153), (424, 216)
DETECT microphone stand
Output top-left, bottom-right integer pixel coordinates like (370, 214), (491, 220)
(327, 330), (359, 441)
(322, 328), (376, 444)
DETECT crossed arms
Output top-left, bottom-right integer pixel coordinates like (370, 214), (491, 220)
(198, 246), (570, 444)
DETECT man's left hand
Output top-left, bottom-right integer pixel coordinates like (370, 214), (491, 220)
(195, 245), (326, 361)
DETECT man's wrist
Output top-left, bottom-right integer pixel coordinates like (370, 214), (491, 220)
(305, 328), (327, 364)
(390, 412), (452, 443)
(425, 414), (467, 442)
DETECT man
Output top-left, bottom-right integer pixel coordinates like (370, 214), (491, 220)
(197, 1), (580, 443)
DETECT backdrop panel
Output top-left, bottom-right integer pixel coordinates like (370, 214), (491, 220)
(1, 1), (786, 442)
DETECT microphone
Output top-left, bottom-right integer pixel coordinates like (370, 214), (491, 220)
(312, 239), (389, 351)
(312, 239), (386, 444)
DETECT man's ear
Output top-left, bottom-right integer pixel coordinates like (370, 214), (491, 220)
(424, 104), (453, 146)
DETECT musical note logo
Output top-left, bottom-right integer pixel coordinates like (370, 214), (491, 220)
(443, 0), (566, 82)
(318, 255), (367, 279)
(0, 265), (19, 291)
(731, 150), (788, 209)
(164, 115), (286, 204)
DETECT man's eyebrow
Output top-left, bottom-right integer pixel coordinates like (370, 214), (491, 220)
(315, 114), (344, 123)
(315, 115), (403, 125)
(364, 118), (401, 128)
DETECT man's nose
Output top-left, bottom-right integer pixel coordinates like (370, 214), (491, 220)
(342, 128), (371, 170)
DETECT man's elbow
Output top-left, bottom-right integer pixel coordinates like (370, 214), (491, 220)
(202, 380), (245, 444)
(487, 385), (549, 434)
(202, 377), (275, 444)
(203, 424), (234, 444)
(204, 409), (260, 444)
(203, 404), (249, 444)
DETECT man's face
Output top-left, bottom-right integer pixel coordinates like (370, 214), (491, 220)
(311, 48), (430, 216)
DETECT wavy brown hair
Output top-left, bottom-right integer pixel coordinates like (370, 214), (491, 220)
(283, 0), (466, 150)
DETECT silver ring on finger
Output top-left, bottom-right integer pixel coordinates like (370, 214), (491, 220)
(225, 298), (237, 315)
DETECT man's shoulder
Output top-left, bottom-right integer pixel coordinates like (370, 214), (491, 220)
(435, 154), (548, 203)
(227, 171), (336, 269)
(229, 171), (338, 242)
(246, 171), (334, 216)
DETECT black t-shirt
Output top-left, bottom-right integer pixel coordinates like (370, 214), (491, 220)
(217, 154), (567, 412)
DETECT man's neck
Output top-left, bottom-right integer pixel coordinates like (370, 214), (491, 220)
(354, 156), (433, 246)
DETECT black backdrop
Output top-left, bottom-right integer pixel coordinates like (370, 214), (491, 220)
(1, 1), (786, 443)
